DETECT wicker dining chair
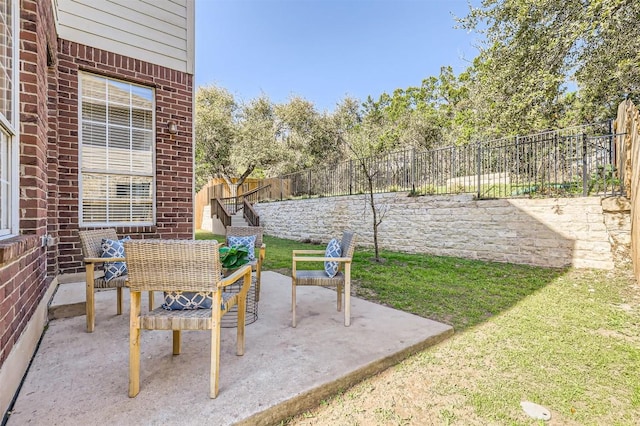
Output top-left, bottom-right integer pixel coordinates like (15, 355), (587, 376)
(124, 239), (252, 399)
(225, 226), (266, 301)
(79, 229), (153, 333)
(291, 231), (357, 327)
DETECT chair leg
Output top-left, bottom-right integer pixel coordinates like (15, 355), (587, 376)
(210, 307), (222, 398)
(85, 265), (95, 333)
(344, 264), (351, 327)
(337, 283), (343, 312)
(129, 292), (142, 397)
(255, 268), (261, 302)
(117, 287), (123, 315)
(172, 331), (181, 355)
(236, 275), (246, 356)
(291, 279), (297, 328)
(148, 291), (154, 311)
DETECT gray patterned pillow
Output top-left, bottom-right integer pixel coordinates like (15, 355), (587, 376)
(324, 238), (342, 277)
(101, 236), (131, 281)
(162, 292), (213, 310)
(228, 235), (257, 260)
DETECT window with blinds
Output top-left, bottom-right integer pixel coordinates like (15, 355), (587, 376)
(79, 73), (155, 226)
(0, 0), (16, 238)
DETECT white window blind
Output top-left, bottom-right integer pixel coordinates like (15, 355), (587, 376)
(79, 73), (155, 226)
(0, 0), (17, 239)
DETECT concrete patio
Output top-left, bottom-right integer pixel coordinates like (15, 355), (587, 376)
(7, 271), (453, 425)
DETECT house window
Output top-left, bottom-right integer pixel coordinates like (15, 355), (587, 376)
(79, 73), (155, 226)
(0, 0), (17, 239)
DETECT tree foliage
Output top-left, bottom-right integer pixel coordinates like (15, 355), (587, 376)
(195, 86), (285, 193)
(194, 85), (238, 190)
(460, 0), (640, 135)
(275, 96), (345, 172)
(195, 86), (348, 191)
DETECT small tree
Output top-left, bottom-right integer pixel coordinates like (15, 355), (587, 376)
(338, 97), (391, 262)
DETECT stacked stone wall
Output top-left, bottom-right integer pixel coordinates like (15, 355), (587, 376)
(256, 193), (631, 270)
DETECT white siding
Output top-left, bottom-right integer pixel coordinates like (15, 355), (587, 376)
(55, 0), (194, 74)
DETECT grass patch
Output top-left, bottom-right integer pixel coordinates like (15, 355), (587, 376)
(289, 268), (640, 425)
(351, 250), (563, 331)
(196, 230), (564, 331)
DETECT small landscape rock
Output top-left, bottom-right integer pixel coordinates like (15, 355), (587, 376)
(521, 401), (551, 421)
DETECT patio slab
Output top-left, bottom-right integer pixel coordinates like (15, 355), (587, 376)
(7, 271), (453, 425)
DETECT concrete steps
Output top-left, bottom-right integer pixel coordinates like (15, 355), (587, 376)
(230, 211), (249, 227)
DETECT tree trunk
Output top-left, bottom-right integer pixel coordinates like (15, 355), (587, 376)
(220, 174), (236, 198)
(220, 163), (255, 205)
(367, 174), (380, 261)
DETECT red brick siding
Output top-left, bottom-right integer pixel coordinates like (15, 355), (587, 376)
(46, 15), (59, 275)
(0, 0), (194, 372)
(56, 41), (194, 274)
(0, 0), (55, 368)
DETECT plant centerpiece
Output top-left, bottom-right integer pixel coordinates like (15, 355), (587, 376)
(219, 244), (250, 276)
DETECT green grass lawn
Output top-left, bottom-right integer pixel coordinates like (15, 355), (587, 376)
(196, 230), (640, 424)
(196, 230), (563, 331)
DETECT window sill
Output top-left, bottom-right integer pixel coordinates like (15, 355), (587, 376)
(0, 235), (40, 265)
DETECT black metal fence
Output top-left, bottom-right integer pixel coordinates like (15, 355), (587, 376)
(276, 121), (623, 200)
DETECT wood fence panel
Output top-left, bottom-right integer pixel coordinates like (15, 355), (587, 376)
(615, 100), (640, 280)
(261, 177), (291, 200)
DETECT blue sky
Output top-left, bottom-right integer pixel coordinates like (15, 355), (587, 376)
(195, 0), (481, 112)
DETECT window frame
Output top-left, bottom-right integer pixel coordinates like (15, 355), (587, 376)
(78, 72), (156, 227)
(0, 0), (19, 240)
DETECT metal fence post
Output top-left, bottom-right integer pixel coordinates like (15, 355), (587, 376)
(582, 133), (588, 196)
(476, 141), (482, 199)
(515, 135), (519, 187)
(349, 160), (353, 195)
(308, 169), (311, 197)
(411, 147), (416, 192)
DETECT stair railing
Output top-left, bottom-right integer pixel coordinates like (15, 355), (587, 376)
(239, 184), (272, 205)
(212, 198), (231, 228)
(243, 198), (260, 226)
(210, 184), (272, 227)
(237, 184), (272, 226)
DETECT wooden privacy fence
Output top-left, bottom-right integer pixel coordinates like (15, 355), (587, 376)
(614, 99), (640, 281)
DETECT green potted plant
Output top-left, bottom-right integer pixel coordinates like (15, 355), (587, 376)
(219, 244), (250, 275)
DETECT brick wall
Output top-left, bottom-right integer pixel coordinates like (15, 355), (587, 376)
(0, 0), (56, 370)
(1, 0), (195, 377)
(255, 193), (631, 270)
(56, 40), (194, 273)
(46, 18), (59, 276)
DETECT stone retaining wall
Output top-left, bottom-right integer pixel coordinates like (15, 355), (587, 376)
(255, 193), (631, 270)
